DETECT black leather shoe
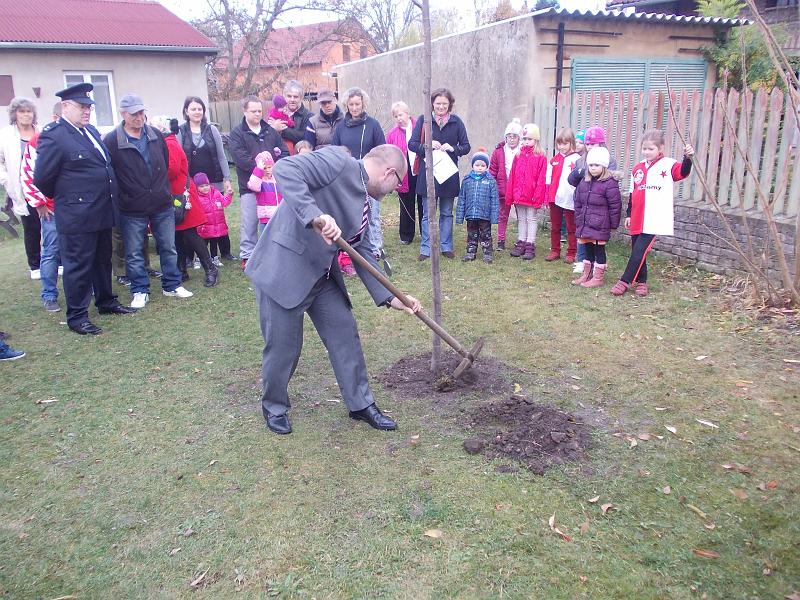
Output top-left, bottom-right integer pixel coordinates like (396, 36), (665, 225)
(69, 321), (102, 335)
(204, 266), (219, 288)
(349, 403), (397, 431)
(265, 412), (292, 434)
(98, 304), (136, 315)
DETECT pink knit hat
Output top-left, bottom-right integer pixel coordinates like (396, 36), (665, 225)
(584, 126), (607, 145)
(255, 151), (274, 166)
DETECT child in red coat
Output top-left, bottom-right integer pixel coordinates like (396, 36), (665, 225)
(506, 123), (548, 260)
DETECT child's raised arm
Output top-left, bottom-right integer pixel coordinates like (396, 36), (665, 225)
(248, 167), (265, 193)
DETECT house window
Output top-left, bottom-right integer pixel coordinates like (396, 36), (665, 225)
(0, 75), (14, 105)
(359, 46), (368, 59)
(63, 72), (116, 129)
(342, 44), (351, 62)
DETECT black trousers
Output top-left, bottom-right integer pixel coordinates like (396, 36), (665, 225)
(466, 219), (492, 249)
(19, 209), (41, 270)
(398, 170), (423, 243)
(206, 235), (231, 258)
(176, 227), (212, 273)
(621, 233), (656, 284)
(60, 228), (118, 326)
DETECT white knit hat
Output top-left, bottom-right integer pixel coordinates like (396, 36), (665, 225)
(504, 118), (522, 137)
(586, 147), (610, 168)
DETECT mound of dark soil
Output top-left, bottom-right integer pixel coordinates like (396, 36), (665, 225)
(467, 396), (592, 475)
(376, 351), (513, 397)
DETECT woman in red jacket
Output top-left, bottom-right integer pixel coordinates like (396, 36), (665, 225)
(152, 117), (218, 287)
(506, 123), (548, 260)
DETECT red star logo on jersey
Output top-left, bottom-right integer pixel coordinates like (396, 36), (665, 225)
(660, 170), (668, 178)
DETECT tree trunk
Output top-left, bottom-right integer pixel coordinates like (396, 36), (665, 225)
(418, 0), (442, 372)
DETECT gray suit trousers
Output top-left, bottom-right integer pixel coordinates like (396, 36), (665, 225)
(256, 275), (376, 417)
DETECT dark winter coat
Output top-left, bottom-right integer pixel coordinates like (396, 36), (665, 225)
(281, 105), (312, 145)
(408, 113), (470, 199)
(456, 172), (499, 224)
(330, 111), (385, 159)
(228, 117), (289, 195)
(572, 173), (622, 242)
(103, 124), (171, 217)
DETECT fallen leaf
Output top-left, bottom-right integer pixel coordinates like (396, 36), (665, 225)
(182, 527), (195, 537)
(663, 485), (671, 495)
(735, 380), (753, 387)
(782, 358), (800, 364)
(692, 548), (720, 559)
(600, 503), (614, 515)
(629, 438), (638, 449)
(696, 419), (719, 429)
(587, 496), (600, 504)
(35, 398), (58, 405)
(665, 426), (677, 434)
(424, 529), (443, 539)
(703, 522), (716, 530)
(513, 383), (521, 393)
(570, 375), (582, 380)
(208, 460), (217, 466)
(189, 568), (209, 588)
(637, 433), (652, 441)
(170, 547), (181, 555)
(685, 504), (708, 520)
(695, 355), (708, 361)
(730, 488), (749, 500)
(547, 513), (572, 541)
(768, 480), (778, 489)
(580, 575), (588, 583)
(721, 463), (752, 475)
(785, 592), (800, 600)
(580, 521), (590, 534)
(654, 407), (669, 411)
(571, 385), (581, 391)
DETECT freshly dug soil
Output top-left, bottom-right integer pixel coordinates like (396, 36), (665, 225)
(376, 351), (512, 397)
(467, 395), (592, 475)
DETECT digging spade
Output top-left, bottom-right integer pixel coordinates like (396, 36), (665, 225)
(335, 237), (484, 379)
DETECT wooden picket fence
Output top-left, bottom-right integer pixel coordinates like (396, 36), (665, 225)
(533, 88), (800, 219)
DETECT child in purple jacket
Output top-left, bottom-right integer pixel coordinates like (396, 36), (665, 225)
(569, 147), (621, 288)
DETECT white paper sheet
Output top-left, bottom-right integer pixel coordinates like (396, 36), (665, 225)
(432, 149), (459, 184)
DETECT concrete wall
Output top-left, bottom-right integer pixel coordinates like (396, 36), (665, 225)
(0, 49), (210, 133)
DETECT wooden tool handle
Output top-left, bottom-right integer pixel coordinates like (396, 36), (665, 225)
(334, 237), (468, 357)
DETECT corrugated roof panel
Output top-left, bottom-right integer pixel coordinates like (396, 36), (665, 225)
(0, 0), (217, 50)
(535, 7), (750, 27)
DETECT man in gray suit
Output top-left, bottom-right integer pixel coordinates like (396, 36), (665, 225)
(245, 144), (421, 434)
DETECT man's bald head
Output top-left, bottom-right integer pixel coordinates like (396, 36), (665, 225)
(363, 144), (408, 199)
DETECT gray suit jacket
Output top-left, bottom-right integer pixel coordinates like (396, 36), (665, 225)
(245, 146), (392, 310)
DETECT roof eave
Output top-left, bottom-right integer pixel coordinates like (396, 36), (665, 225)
(0, 42), (218, 54)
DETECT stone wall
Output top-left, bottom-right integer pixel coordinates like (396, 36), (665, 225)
(616, 199), (797, 281)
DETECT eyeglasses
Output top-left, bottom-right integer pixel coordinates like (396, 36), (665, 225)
(391, 169), (402, 186)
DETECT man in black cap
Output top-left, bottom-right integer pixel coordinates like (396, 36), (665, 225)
(33, 82), (135, 335)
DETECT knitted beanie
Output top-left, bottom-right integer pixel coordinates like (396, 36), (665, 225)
(471, 147), (490, 167)
(522, 123), (540, 141)
(586, 147), (610, 168)
(584, 126), (606, 145)
(193, 172), (210, 185)
(272, 95), (287, 109)
(575, 129), (586, 143)
(504, 118), (522, 137)
(255, 151), (275, 166)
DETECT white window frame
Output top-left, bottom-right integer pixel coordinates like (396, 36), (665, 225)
(63, 71), (117, 133)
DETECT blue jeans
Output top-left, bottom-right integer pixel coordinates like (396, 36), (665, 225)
(576, 242), (586, 262)
(39, 215), (60, 302)
(419, 197), (454, 256)
(367, 197), (382, 255)
(119, 208), (181, 294)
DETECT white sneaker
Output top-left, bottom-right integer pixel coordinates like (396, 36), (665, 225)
(192, 259), (201, 270)
(163, 286), (193, 298)
(572, 262), (584, 274)
(58, 266), (64, 276)
(212, 256), (223, 268)
(131, 292), (149, 309)
(30, 269), (41, 280)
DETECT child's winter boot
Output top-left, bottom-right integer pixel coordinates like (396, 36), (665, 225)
(610, 280), (630, 296)
(509, 239), (526, 257)
(572, 260), (592, 285)
(522, 242), (535, 260)
(581, 263), (606, 288)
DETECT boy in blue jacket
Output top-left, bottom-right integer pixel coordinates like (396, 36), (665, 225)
(456, 148), (500, 263)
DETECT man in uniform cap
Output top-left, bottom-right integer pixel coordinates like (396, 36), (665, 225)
(33, 82), (135, 335)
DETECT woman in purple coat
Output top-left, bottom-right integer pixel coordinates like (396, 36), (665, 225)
(569, 147), (621, 288)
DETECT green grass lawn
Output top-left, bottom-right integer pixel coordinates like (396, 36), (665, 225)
(1, 194), (798, 599)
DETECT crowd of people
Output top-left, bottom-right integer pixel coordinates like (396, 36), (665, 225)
(1, 79), (694, 408)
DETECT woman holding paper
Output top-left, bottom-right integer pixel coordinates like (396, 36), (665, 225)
(408, 88), (471, 260)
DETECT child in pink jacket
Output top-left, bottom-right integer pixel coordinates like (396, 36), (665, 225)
(194, 172), (235, 264)
(248, 151), (282, 234)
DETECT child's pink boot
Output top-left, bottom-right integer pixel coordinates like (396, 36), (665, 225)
(572, 260), (592, 285)
(610, 280), (629, 296)
(634, 282), (649, 297)
(581, 264), (606, 288)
